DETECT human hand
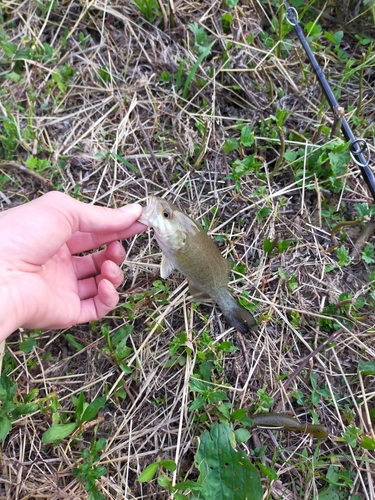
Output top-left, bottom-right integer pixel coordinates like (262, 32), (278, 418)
(0, 191), (145, 341)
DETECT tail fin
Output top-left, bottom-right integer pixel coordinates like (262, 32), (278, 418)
(218, 292), (257, 334)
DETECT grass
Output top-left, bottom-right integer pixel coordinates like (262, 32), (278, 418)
(1, 0), (375, 498)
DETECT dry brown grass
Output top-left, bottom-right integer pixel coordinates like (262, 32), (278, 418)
(1, 0), (375, 499)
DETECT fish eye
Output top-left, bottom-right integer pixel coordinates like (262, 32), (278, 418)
(163, 211), (170, 219)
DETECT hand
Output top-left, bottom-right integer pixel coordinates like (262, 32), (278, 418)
(0, 191), (145, 341)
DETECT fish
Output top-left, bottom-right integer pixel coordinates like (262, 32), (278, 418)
(138, 196), (257, 334)
(249, 413), (328, 438)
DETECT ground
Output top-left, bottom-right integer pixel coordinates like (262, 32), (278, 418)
(1, 0), (375, 499)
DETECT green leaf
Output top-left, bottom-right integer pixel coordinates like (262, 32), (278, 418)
(231, 409), (247, 421)
(1, 41), (18, 57)
(11, 403), (39, 419)
(182, 41), (215, 98)
(208, 391), (228, 404)
(138, 462), (159, 482)
(0, 372), (17, 402)
(19, 336), (36, 353)
(74, 392), (85, 421)
(234, 428), (251, 443)
(342, 425), (362, 448)
(318, 484), (348, 500)
(62, 333), (84, 351)
(256, 462), (278, 480)
(222, 138), (238, 153)
(160, 459), (177, 472)
(81, 396), (106, 423)
(284, 149), (297, 162)
(336, 245), (351, 267)
(195, 423), (262, 500)
(278, 239), (291, 253)
(189, 379), (208, 394)
(360, 436), (375, 450)
(328, 150), (349, 177)
(358, 360), (375, 376)
(0, 413), (12, 441)
(111, 154), (140, 174)
(157, 474), (171, 488)
(24, 388), (39, 403)
(263, 238), (273, 253)
(42, 423), (78, 443)
(189, 396), (205, 412)
(240, 125), (254, 147)
(361, 243), (375, 264)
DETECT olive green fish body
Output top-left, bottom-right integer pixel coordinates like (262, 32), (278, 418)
(250, 413), (328, 438)
(139, 197), (256, 333)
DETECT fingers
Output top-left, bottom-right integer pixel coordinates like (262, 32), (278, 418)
(3, 191), (145, 258)
(79, 279), (120, 323)
(73, 241), (125, 280)
(39, 191), (145, 253)
(77, 258), (124, 300)
(67, 220), (146, 254)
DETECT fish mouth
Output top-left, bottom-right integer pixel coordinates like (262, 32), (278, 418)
(138, 195), (157, 226)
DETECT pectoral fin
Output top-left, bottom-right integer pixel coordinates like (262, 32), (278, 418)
(160, 254), (175, 279)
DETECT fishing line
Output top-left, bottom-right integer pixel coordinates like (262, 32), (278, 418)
(282, 0), (375, 202)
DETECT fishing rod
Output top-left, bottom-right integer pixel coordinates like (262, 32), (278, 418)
(282, 0), (375, 202)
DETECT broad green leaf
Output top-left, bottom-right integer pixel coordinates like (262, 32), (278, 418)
(195, 423), (262, 500)
(42, 422), (78, 443)
(138, 462), (159, 482)
(81, 396), (106, 423)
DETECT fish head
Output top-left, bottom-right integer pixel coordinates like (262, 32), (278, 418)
(138, 196), (198, 252)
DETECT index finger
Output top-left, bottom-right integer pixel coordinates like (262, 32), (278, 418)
(67, 220), (146, 254)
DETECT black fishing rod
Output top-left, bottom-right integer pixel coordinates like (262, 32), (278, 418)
(283, 0), (375, 202)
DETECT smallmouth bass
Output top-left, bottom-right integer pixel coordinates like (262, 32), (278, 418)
(138, 196), (257, 333)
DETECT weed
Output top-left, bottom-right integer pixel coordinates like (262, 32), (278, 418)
(0, 372), (39, 440)
(132, 0), (162, 24)
(72, 438), (108, 500)
(42, 392), (106, 444)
